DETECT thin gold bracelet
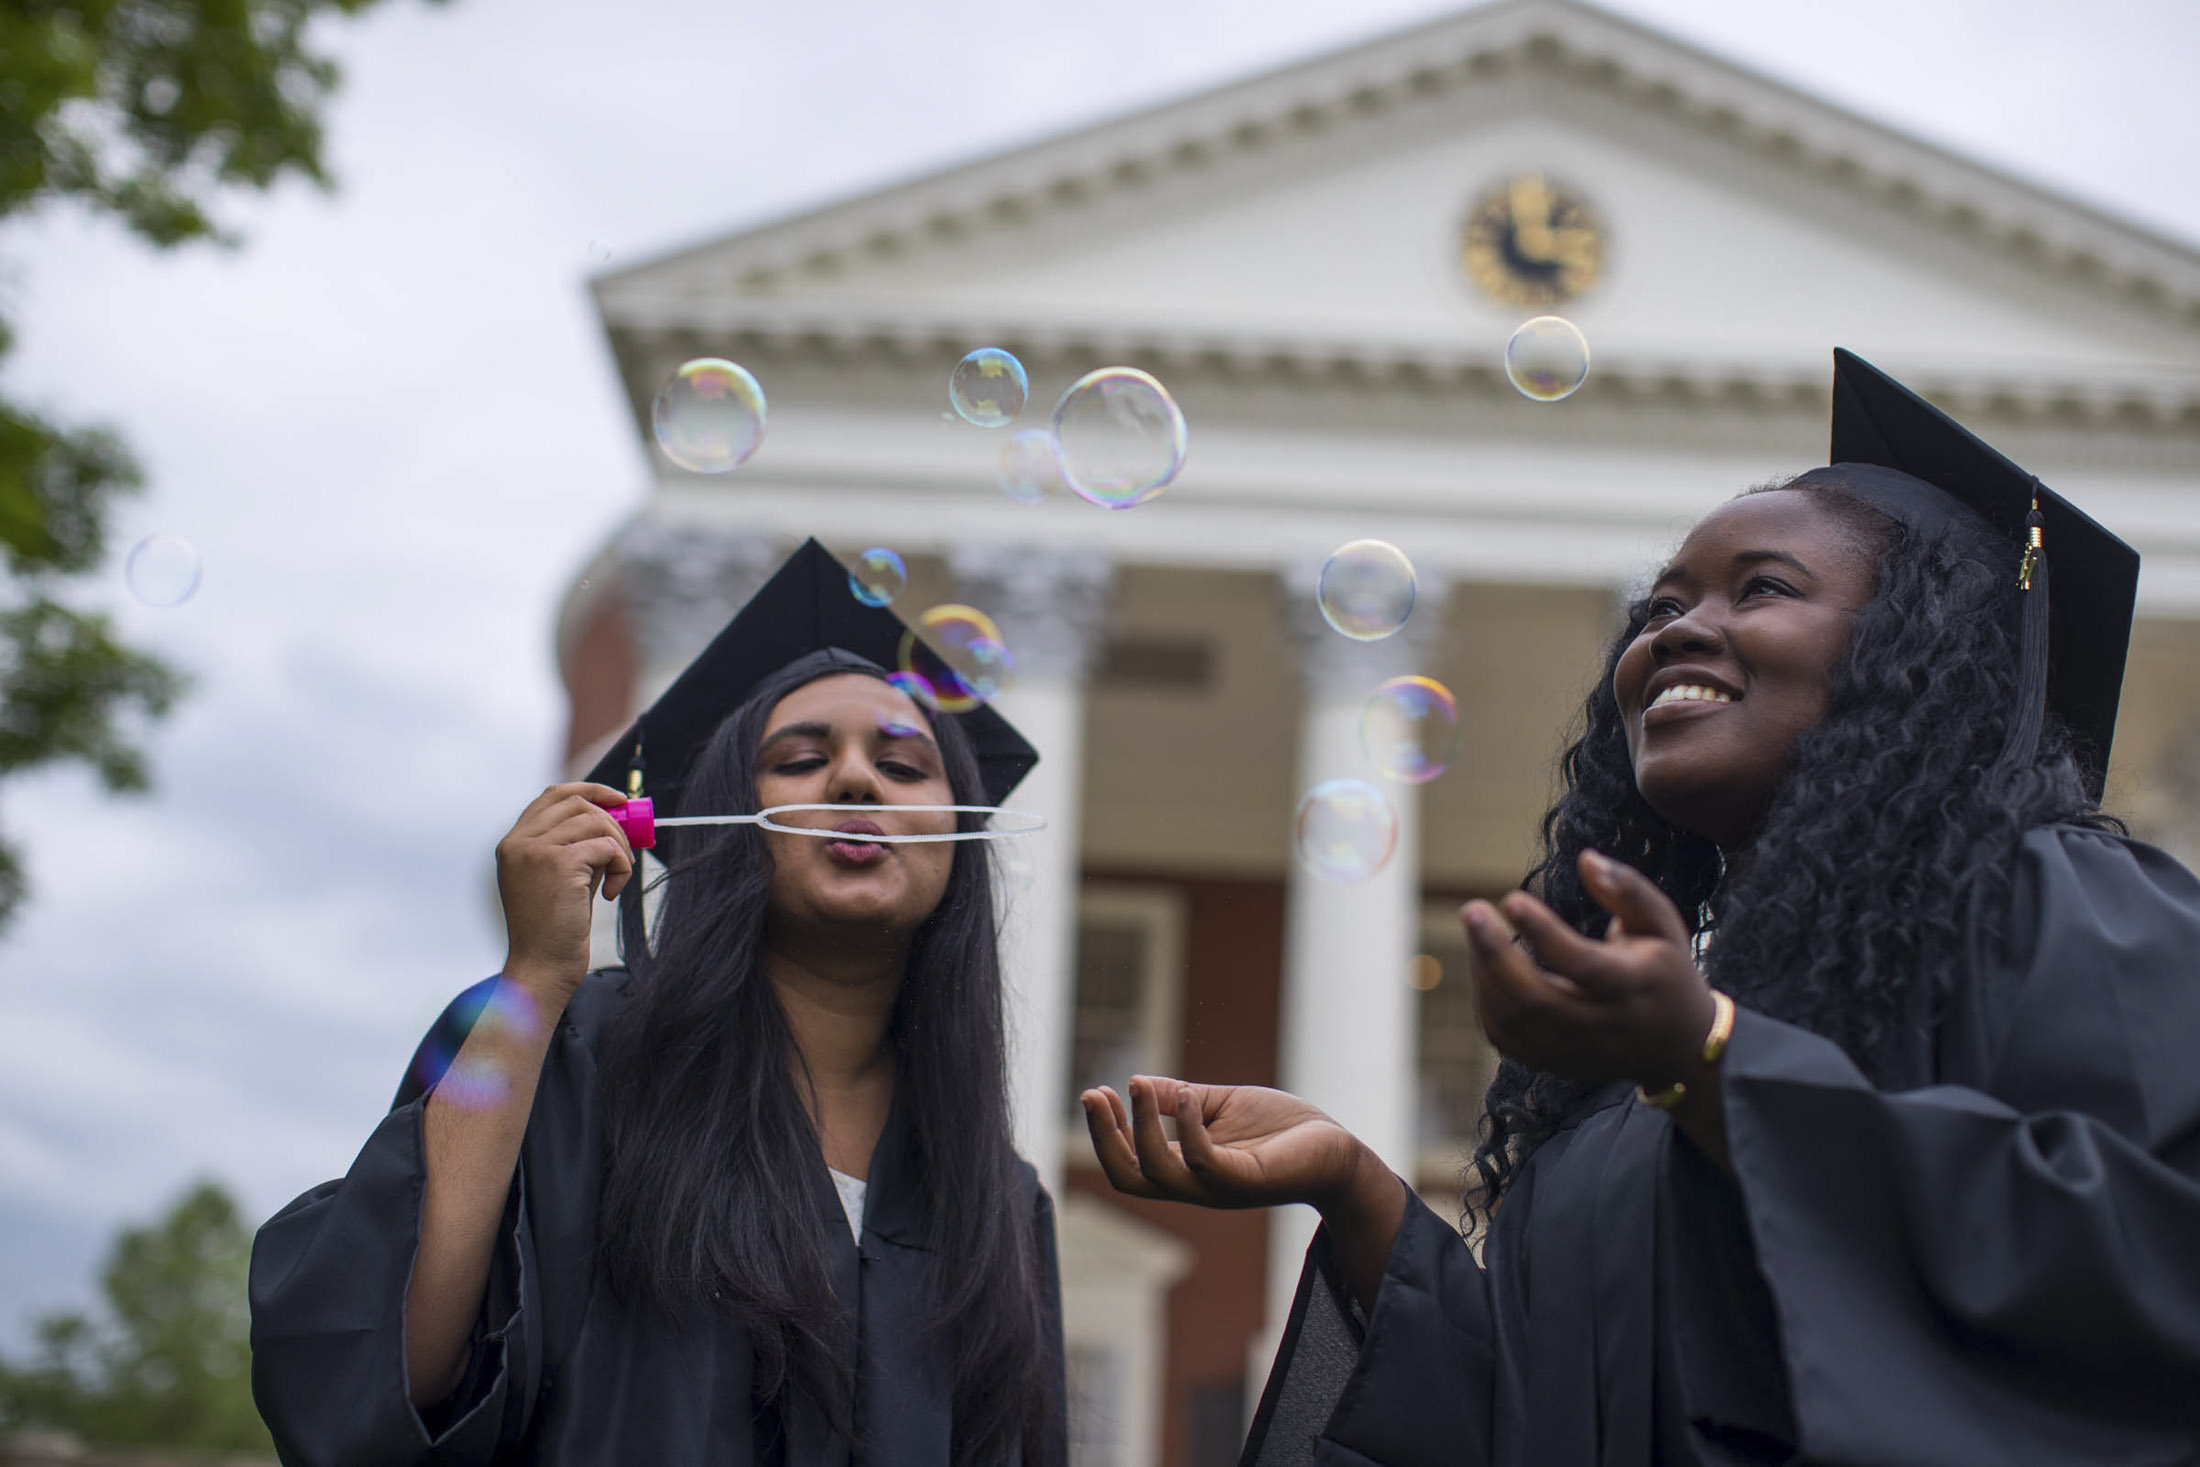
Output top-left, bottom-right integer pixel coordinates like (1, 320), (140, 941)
(1636, 990), (1735, 1111)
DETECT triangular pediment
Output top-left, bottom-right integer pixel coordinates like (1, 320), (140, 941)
(595, 0), (2200, 415)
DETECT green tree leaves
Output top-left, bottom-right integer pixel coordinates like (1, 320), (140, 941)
(0, 0), (436, 933)
(0, 1180), (272, 1453)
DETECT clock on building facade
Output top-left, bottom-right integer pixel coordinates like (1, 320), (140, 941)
(1460, 174), (1605, 308)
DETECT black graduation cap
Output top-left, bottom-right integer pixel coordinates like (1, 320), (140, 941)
(1828, 348), (2139, 797)
(583, 537), (1039, 813)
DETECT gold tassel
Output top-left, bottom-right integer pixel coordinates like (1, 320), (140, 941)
(2019, 497), (2044, 590)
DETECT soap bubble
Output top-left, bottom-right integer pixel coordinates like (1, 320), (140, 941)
(1316, 540), (1416, 640)
(849, 547), (906, 608)
(950, 348), (1028, 427)
(1360, 676), (1460, 783)
(885, 669), (939, 712)
(1504, 316), (1590, 401)
(124, 535), (202, 606)
(587, 240), (612, 265)
(998, 428), (1064, 505)
(899, 605), (1014, 714)
(1294, 778), (1398, 882)
(412, 981), (541, 1111)
(652, 358), (767, 472)
(1053, 368), (1187, 508)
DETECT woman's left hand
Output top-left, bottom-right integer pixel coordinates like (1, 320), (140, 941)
(1463, 849), (1715, 1092)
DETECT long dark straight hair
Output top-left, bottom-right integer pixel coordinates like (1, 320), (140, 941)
(595, 659), (1052, 1464)
(1469, 470), (2120, 1227)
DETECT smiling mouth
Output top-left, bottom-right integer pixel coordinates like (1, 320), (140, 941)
(1642, 684), (1739, 726)
(1648, 684), (1736, 711)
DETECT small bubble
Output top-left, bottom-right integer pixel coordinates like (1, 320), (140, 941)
(1316, 540), (1415, 641)
(997, 428), (1064, 506)
(1409, 954), (1444, 991)
(1504, 315), (1590, 401)
(124, 535), (202, 607)
(849, 547), (906, 608)
(1293, 778), (1398, 882)
(950, 348), (1028, 427)
(1359, 676), (1460, 783)
(1053, 368), (1187, 509)
(587, 240), (613, 265)
(652, 358), (767, 473)
(885, 668), (939, 712)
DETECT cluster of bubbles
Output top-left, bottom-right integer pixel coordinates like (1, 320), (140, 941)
(1291, 541), (1465, 883)
(649, 348), (1189, 515)
(1291, 314), (1594, 883)
(124, 534), (203, 607)
(643, 310), (1590, 891)
(848, 547), (907, 608)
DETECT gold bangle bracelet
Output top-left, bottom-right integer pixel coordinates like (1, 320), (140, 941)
(1636, 989), (1735, 1111)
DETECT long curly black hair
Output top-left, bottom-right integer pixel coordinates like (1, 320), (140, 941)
(1467, 468), (2121, 1225)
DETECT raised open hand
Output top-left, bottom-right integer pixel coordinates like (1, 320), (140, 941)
(1080, 1075), (1369, 1212)
(1465, 848), (1715, 1092)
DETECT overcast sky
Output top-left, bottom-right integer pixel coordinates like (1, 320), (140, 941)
(2, 0), (2195, 1343)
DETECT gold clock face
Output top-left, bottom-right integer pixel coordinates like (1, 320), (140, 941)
(1460, 175), (1604, 308)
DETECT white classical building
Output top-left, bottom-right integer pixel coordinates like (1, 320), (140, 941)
(561, 3), (2200, 1463)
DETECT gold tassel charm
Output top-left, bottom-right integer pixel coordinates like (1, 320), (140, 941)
(2019, 496), (2044, 591)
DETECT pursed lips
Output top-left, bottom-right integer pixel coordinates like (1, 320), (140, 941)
(826, 817), (890, 863)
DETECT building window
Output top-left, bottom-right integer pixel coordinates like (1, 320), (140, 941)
(1064, 885), (1186, 1133)
(1414, 904), (1498, 1181)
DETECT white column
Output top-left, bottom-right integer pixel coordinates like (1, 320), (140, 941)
(1254, 564), (1445, 1389)
(953, 545), (1113, 1195)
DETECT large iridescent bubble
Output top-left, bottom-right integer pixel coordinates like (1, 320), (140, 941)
(652, 358), (767, 472)
(1293, 778), (1399, 882)
(898, 605), (1014, 714)
(1053, 368), (1187, 509)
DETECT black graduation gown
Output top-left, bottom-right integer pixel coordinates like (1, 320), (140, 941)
(1243, 825), (2200, 1466)
(248, 970), (1068, 1466)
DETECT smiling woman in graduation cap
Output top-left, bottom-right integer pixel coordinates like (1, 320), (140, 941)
(249, 542), (1067, 1467)
(1085, 351), (2200, 1465)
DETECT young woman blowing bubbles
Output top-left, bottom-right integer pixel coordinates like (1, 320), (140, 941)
(252, 543), (1066, 1467)
(1084, 353), (2200, 1465)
